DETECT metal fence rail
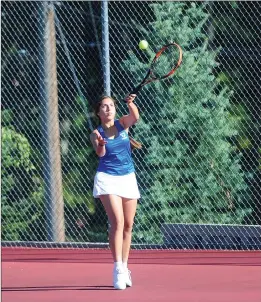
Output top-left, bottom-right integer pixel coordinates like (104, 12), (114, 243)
(1, 1), (261, 250)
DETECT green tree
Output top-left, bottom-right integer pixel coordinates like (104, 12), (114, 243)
(1, 123), (44, 241)
(121, 2), (251, 243)
(206, 1), (261, 224)
(1, 2), (106, 242)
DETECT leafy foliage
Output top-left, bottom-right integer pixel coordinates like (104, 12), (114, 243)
(121, 2), (251, 243)
(1, 125), (44, 240)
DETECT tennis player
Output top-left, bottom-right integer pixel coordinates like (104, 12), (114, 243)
(90, 94), (140, 290)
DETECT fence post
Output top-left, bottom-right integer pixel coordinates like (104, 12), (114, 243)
(41, 2), (65, 242)
(101, 0), (111, 234)
(101, 0), (111, 96)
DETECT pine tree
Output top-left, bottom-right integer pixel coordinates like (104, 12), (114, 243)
(121, 2), (251, 243)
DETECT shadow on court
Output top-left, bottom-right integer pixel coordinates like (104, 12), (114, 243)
(2, 285), (115, 291)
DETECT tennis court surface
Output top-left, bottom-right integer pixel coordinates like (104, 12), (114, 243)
(2, 247), (261, 302)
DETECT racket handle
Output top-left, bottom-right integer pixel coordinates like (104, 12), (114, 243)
(130, 85), (142, 95)
(123, 85), (142, 103)
(122, 85), (142, 103)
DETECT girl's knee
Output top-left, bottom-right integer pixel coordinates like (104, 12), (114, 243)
(124, 220), (134, 233)
(111, 217), (124, 231)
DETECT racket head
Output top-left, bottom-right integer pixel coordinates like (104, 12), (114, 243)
(128, 42), (182, 97)
(151, 42), (183, 80)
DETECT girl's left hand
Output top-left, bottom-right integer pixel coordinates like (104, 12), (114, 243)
(125, 94), (137, 104)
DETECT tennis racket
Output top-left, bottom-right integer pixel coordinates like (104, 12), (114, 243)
(127, 42), (183, 96)
(127, 42), (182, 150)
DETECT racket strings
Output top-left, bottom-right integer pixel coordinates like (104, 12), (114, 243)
(152, 45), (181, 79)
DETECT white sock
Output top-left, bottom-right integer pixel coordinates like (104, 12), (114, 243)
(114, 261), (122, 271)
(122, 261), (128, 270)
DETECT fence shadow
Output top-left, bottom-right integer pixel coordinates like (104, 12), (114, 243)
(2, 285), (115, 291)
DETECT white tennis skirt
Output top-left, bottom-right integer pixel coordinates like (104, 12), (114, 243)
(93, 171), (140, 199)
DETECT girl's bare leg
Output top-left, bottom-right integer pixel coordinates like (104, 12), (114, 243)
(122, 198), (137, 266)
(100, 194), (124, 262)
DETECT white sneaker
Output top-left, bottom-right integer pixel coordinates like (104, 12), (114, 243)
(125, 269), (132, 287)
(113, 268), (126, 290)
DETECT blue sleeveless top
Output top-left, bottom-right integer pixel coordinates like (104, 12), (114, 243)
(96, 120), (135, 176)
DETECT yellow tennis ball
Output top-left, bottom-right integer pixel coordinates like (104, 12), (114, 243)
(139, 40), (148, 50)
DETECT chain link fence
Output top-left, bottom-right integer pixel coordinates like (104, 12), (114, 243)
(2, 1), (261, 250)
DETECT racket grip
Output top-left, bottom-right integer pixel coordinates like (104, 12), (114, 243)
(130, 85), (142, 95)
(122, 85), (142, 103)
